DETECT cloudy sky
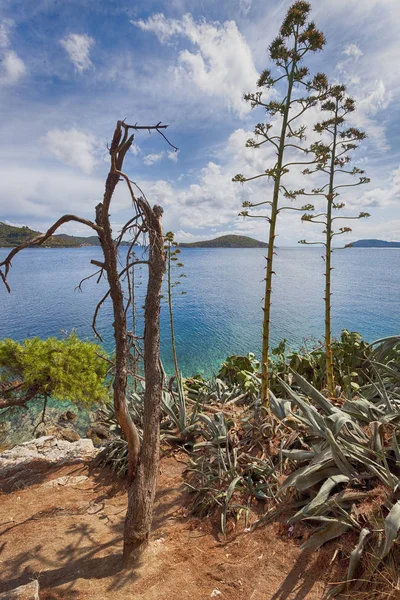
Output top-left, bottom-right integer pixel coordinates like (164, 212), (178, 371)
(0, 0), (399, 245)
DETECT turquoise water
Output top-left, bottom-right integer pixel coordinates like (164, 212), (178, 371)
(1, 246), (400, 376)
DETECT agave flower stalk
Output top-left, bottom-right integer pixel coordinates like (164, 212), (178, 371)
(164, 231), (187, 385)
(299, 85), (370, 395)
(233, 1), (326, 403)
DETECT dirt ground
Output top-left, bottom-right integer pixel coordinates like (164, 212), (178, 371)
(0, 454), (339, 600)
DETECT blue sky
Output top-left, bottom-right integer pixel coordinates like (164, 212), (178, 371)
(0, 0), (399, 245)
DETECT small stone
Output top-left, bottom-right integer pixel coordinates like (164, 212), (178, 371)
(60, 428), (80, 443)
(42, 475), (89, 488)
(0, 580), (39, 599)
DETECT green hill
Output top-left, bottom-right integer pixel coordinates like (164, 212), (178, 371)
(351, 239), (400, 248)
(0, 222), (103, 248)
(179, 234), (268, 248)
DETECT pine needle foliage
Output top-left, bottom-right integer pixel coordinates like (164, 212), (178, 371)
(0, 334), (109, 409)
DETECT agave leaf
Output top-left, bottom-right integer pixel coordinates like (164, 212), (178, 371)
(307, 474), (349, 511)
(269, 391), (291, 420)
(221, 475), (242, 535)
(290, 369), (336, 415)
(381, 500), (400, 559)
(280, 449), (315, 461)
(289, 474), (349, 524)
(324, 411), (366, 441)
(392, 431), (400, 463)
(301, 521), (350, 551)
(328, 527), (370, 598)
(277, 377), (327, 437)
(325, 429), (357, 478)
(295, 464), (341, 492)
(342, 397), (383, 423)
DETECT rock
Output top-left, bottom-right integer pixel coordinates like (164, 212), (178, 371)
(0, 436), (98, 480)
(0, 580), (39, 599)
(87, 425), (110, 446)
(42, 474), (89, 488)
(59, 410), (78, 424)
(59, 428), (80, 443)
(35, 424), (80, 443)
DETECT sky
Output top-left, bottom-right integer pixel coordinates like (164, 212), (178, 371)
(0, 0), (399, 245)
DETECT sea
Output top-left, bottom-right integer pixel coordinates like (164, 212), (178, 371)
(1, 246), (399, 377)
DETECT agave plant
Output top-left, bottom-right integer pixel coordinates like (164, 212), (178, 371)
(186, 408), (280, 535)
(94, 381), (203, 472)
(265, 336), (400, 595)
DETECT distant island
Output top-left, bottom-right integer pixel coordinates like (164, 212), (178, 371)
(351, 239), (400, 248)
(0, 222), (128, 248)
(179, 234), (268, 248)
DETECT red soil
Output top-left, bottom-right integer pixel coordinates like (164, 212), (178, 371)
(0, 454), (338, 599)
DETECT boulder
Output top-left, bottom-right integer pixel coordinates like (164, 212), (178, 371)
(0, 580), (39, 599)
(35, 424), (80, 443)
(59, 410), (78, 423)
(87, 424), (111, 446)
(0, 436), (98, 480)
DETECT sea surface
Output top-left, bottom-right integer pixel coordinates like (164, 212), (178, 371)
(1, 246), (399, 376)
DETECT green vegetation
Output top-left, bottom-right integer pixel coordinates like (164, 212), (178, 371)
(179, 234), (268, 248)
(98, 332), (400, 596)
(351, 239), (400, 248)
(1, 0), (399, 592)
(0, 334), (109, 412)
(0, 221), (131, 248)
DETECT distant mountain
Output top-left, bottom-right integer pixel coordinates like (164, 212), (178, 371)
(179, 234), (268, 248)
(0, 222), (128, 247)
(351, 239), (400, 248)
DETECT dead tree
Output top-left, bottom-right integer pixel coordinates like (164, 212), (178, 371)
(0, 119), (177, 564)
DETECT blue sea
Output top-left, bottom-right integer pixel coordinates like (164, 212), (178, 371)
(1, 246), (399, 376)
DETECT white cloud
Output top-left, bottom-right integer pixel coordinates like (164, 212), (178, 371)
(60, 33), (94, 72)
(130, 143), (141, 156)
(351, 80), (392, 150)
(0, 163), (104, 221)
(0, 50), (26, 84)
(343, 43), (363, 60)
(132, 14), (258, 115)
(142, 150), (179, 165)
(240, 0), (252, 16)
(348, 165), (400, 210)
(0, 20), (26, 85)
(143, 152), (165, 166)
(44, 128), (98, 174)
(167, 150), (179, 163)
(0, 19), (13, 48)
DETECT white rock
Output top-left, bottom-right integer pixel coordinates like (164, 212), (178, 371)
(42, 475), (89, 488)
(0, 580), (39, 599)
(0, 436), (98, 479)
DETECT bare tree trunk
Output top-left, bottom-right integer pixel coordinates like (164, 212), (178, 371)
(0, 119), (173, 567)
(95, 126), (141, 481)
(123, 200), (166, 564)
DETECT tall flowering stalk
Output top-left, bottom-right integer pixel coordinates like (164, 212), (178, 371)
(233, 1), (326, 403)
(164, 231), (186, 385)
(299, 84), (370, 395)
